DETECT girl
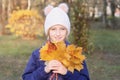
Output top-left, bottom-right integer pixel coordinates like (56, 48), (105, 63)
(22, 3), (90, 80)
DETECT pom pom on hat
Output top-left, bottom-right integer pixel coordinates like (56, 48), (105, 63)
(44, 3), (71, 36)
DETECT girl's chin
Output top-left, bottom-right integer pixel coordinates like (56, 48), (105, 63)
(51, 40), (64, 43)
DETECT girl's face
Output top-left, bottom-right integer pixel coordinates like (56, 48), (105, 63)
(48, 25), (67, 43)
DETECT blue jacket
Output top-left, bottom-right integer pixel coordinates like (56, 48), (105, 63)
(22, 41), (90, 80)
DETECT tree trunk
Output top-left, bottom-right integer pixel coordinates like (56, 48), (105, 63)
(21, 0), (28, 9)
(1, 0), (7, 35)
(27, 0), (31, 10)
(103, 0), (108, 28)
(8, 0), (13, 18)
(110, 0), (116, 29)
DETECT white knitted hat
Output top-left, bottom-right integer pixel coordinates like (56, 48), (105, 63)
(44, 3), (70, 36)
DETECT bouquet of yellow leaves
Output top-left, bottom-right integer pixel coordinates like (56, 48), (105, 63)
(40, 41), (86, 73)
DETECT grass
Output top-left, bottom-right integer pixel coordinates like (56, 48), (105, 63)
(87, 28), (120, 80)
(89, 29), (120, 53)
(0, 35), (45, 80)
(87, 51), (120, 80)
(0, 29), (120, 80)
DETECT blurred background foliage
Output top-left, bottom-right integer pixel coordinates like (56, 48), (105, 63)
(0, 0), (120, 53)
(0, 0), (120, 80)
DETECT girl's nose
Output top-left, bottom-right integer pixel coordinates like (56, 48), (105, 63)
(56, 29), (60, 35)
(56, 30), (60, 35)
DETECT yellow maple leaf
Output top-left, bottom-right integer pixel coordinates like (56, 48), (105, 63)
(68, 66), (74, 73)
(75, 64), (83, 72)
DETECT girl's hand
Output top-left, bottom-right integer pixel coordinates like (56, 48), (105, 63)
(44, 60), (67, 75)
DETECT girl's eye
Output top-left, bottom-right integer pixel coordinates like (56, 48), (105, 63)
(51, 28), (56, 30)
(61, 28), (66, 30)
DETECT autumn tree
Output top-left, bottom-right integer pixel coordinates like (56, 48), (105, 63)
(67, 0), (89, 53)
(6, 0), (44, 40)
